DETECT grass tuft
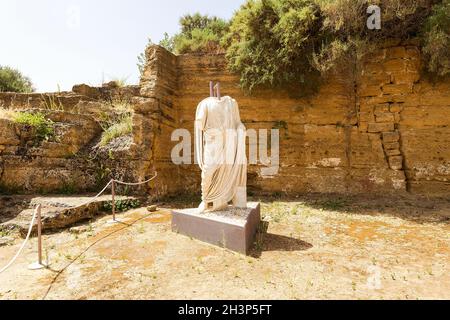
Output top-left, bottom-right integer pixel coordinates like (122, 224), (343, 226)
(99, 114), (132, 146)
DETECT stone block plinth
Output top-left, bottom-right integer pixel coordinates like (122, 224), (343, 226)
(172, 202), (261, 255)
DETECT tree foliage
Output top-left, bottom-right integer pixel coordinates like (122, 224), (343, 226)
(137, 14), (229, 75)
(0, 66), (34, 93)
(159, 32), (175, 52)
(171, 13), (230, 54)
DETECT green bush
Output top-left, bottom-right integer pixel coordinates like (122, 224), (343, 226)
(224, 0), (324, 94)
(0, 66), (34, 93)
(159, 32), (175, 52)
(421, 0), (450, 77)
(12, 112), (54, 141)
(174, 27), (223, 54)
(137, 38), (152, 75)
(224, 0), (444, 94)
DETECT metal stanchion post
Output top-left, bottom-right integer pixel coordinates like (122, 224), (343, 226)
(108, 180), (121, 224)
(112, 180), (116, 221)
(28, 204), (47, 270)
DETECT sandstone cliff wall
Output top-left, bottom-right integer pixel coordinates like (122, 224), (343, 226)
(142, 44), (450, 197)
(1, 43), (448, 197)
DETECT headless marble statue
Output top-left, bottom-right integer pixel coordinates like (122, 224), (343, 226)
(195, 96), (247, 212)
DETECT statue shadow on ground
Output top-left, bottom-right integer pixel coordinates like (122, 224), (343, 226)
(249, 221), (313, 258)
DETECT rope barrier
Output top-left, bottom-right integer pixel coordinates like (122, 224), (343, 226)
(0, 171), (158, 273)
(0, 206), (38, 274)
(64, 179), (113, 211)
(113, 172), (158, 186)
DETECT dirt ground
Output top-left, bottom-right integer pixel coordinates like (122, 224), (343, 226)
(0, 193), (449, 300)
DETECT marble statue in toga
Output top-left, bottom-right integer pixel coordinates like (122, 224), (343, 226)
(195, 96), (247, 212)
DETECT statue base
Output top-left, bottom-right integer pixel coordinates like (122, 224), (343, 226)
(172, 202), (260, 255)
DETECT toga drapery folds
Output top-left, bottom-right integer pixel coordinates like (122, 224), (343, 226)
(195, 96), (247, 212)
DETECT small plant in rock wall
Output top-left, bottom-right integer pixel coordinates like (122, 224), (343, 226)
(102, 199), (141, 212)
(12, 111), (55, 142)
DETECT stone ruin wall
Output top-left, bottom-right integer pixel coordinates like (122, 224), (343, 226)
(139, 44), (450, 197)
(0, 43), (449, 197)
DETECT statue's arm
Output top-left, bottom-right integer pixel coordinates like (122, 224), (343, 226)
(232, 99), (245, 130)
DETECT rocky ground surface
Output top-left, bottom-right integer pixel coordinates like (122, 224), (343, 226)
(0, 194), (448, 300)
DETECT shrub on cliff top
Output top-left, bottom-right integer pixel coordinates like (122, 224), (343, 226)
(137, 14), (229, 74)
(224, 0), (445, 93)
(223, 0), (324, 94)
(142, 1), (448, 92)
(0, 66), (34, 93)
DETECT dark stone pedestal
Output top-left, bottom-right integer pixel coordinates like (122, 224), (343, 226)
(172, 202), (261, 255)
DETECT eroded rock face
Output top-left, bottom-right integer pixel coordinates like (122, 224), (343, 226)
(0, 111), (102, 193)
(72, 84), (101, 99)
(0, 81), (151, 194)
(0, 119), (20, 146)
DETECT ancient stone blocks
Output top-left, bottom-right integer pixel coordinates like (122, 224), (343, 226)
(382, 131), (400, 143)
(389, 156), (403, 171)
(368, 122), (395, 133)
(384, 142), (400, 150)
(383, 84), (412, 95)
(376, 113), (395, 123)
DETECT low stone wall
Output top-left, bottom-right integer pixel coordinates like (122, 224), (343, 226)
(0, 83), (147, 194)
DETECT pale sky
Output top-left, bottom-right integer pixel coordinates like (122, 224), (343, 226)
(0, 0), (245, 92)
